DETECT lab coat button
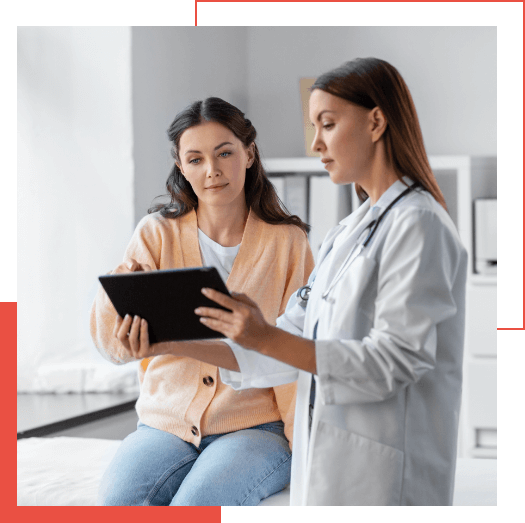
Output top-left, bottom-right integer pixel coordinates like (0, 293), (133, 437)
(191, 426), (199, 436)
(203, 376), (214, 386)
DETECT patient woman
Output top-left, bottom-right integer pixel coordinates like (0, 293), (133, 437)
(91, 97), (314, 506)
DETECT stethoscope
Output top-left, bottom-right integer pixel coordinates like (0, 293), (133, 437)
(296, 183), (420, 305)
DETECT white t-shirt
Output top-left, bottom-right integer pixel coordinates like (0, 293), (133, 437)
(198, 228), (241, 283)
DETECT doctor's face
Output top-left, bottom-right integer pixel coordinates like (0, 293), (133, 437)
(309, 89), (375, 186)
(176, 121), (255, 209)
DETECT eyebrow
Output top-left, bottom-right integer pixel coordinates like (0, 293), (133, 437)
(309, 110), (336, 127)
(184, 141), (234, 155)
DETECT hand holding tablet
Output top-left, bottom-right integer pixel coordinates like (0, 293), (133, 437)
(99, 265), (232, 344)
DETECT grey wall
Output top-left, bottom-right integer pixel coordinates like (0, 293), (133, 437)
(131, 26), (496, 224)
(246, 26), (496, 159)
(132, 27), (248, 223)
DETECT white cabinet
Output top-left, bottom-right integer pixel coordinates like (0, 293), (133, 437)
(264, 155), (497, 459)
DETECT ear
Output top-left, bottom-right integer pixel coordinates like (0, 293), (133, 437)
(369, 107), (388, 143)
(246, 143), (255, 168)
(176, 162), (186, 178)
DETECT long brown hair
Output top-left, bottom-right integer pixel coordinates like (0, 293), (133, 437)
(311, 58), (447, 209)
(149, 97), (310, 234)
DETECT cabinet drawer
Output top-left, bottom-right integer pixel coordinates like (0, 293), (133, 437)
(466, 284), (496, 356)
(467, 360), (497, 430)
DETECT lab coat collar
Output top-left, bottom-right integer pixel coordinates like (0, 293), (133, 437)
(373, 176), (415, 211)
(339, 176), (415, 227)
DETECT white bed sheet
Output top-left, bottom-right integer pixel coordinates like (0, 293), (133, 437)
(17, 437), (496, 506)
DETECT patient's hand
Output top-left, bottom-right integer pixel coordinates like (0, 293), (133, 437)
(111, 258), (158, 359)
(114, 313), (165, 360)
(112, 258), (152, 275)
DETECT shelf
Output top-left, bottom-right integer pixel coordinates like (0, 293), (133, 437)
(470, 274), (497, 286)
(263, 155), (472, 174)
(470, 447), (497, 459)
(263, 157), (325, 173)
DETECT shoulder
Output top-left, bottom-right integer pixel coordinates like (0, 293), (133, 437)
(255, 215), (309, 245)
(135, 211), (187, 231)
(133, 211), (188, 240)
(386, 189), (466, 256)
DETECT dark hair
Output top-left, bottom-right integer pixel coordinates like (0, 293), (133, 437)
(311, 58), (447, 209)
(149, 97), (310, 234)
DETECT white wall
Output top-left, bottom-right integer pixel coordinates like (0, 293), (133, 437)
(17, 27), (135, 390)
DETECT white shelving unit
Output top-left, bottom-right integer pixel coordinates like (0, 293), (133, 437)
(264, 155), (497, 459)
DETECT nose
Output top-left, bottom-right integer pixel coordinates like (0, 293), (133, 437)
(310, 129), (324, 154)
(206, 158), (222, 178)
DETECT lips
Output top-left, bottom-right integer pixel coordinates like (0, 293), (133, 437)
(321, 159), (333, 168)
(205, 183), (229, 190)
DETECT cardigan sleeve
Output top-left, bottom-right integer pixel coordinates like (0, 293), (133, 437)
(89, 215), (163, 365)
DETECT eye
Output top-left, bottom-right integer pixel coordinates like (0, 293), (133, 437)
(323, 123), (334, 130)
(188, 158), (200, 165)
(219, 151), (232, 157)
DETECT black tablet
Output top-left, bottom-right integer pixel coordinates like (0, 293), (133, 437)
(98, 266), (231, 344)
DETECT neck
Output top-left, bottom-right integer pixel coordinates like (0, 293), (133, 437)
(359, 141), (400, 205)
(196, 198), (249, 247)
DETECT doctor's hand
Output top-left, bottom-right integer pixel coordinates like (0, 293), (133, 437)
(195, 288), (272, 351)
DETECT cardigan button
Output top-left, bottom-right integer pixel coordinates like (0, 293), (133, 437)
(191, 426), (199, 436)
(203, 376), (214, 386)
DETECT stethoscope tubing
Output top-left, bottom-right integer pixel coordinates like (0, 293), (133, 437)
(297, 182), (419, 305)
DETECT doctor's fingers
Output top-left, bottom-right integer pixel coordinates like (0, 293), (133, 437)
(195, 305), (236, 324)
(201, 288), (242, 311)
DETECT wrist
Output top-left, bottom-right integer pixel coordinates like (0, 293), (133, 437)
(160, 341), (180, 356)
(256, 324), (279, 356)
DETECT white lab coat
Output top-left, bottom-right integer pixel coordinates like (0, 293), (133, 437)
(220, 179), (468, 506)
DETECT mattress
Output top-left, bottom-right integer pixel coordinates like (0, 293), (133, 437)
(17, 436), (497, 506)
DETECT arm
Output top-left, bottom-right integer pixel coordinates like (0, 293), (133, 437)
(219, 227), (316, 389)
(118, 229), (316, 385)
(314, 209), (467, 404)
(198, 209), (466, 404)
(115, 260), (316, 375)
(197, 289), (316, 374)
(164, 340), (240, 371)
(89, 216), (161, 364)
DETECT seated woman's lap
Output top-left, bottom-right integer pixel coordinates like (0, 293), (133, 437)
(97, 420), (291, 506)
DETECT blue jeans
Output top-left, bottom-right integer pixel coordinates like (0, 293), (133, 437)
(97, 420), (291, 506)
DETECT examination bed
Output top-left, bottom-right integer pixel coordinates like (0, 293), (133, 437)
(17, 436), (496, 506)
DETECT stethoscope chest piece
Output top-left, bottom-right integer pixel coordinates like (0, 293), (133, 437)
(297, 285), (311, 305)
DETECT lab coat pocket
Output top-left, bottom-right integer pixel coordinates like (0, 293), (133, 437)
(322, 256), (377, 340)
(307, 421), (404, 506)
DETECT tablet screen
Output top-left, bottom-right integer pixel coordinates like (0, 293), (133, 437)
(99, 266), (231, 343)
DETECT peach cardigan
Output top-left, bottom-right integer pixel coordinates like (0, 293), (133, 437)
(90, 209), (314, 447)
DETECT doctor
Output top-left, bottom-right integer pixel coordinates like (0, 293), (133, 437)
(125, 58), (468, 505)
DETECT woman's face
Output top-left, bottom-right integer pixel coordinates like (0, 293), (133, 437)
(309, 89), (376, 186)
(176, 121), (255, 209)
